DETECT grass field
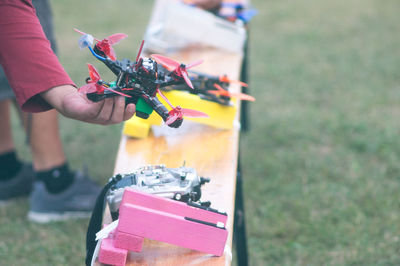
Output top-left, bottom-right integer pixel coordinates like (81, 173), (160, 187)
(1, 0), (400, 265)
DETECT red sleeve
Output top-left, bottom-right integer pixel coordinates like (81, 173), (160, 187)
(0, 0), (75, 112)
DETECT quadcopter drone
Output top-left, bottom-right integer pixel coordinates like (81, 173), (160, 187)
(75, 29), (208, 128)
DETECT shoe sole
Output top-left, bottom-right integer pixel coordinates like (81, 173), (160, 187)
(27, 210), (91, 223)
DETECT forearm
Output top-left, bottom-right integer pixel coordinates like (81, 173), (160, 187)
(40, 85), (77, 113)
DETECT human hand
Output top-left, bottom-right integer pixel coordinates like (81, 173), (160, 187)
(184, 0), (222, 10)
(41, 85), (136, 125)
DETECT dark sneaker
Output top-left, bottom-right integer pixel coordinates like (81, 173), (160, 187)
(0, 163), (35, 204)
(28, 171), (101, 223)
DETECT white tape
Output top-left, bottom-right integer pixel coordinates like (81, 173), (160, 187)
(91, 239), (102, 266)
(224, 244), (232, 265)
(233, 120), (241, 130)
(95, 220), (119, 241)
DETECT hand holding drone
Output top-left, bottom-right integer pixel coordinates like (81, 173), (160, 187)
(74, 29), (208, 128)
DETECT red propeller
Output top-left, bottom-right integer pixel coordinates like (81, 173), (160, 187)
(210, 83), (255, 102)
(157, 89), (208, 125)
(219, 75), (248, 87)
(151, 54), (203, 89)
(74, 28), (127, 61)
(78, 64), (131, 98)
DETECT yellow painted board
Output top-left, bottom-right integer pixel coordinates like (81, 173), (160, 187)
(123, 90), (237, 138)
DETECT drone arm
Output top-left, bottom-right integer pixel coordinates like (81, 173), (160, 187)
(152, 97), (169, 121)
(91, 45), (123, 76)
(146, 96), (170, 121)
(103, 58), (124, 76)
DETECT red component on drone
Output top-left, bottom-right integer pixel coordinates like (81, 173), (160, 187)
(157, 88), (208, 125)
(151, 54), (203, 89)
(219, 75), (248, 88)
(78, 64), (131, 97)
(211, 83), (255, 102)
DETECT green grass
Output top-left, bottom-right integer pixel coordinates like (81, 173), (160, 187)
(1, 0), (400, 265)
(242, 0), (400, 265)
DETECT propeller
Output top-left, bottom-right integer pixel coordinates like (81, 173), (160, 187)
(157, 89), (208, 125)
(151, 54), (203, 89)
(74, 28), (127, 61)
(219, 75), (248, 87)
(78, 64), (131, 98)
(210, 83), (255, 102)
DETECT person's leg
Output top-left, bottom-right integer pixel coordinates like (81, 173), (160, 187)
(23, 110), (75, 193)
(26, 109), (66, 170)
(0, 99), (34, 201)
(0, 100), (22, 180)
(0, 100), (15, 154)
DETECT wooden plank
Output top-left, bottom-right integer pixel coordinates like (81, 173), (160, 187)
(110, 47), (243, 266)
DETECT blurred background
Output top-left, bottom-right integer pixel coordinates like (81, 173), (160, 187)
(1, 0), (400, 265)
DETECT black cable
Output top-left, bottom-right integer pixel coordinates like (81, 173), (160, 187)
(85, 175), (121, 266)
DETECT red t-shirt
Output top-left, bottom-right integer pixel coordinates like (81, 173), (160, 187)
(0, 0), (74, 112)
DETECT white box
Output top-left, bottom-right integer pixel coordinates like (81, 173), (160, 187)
(144, 1), (247, 54)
